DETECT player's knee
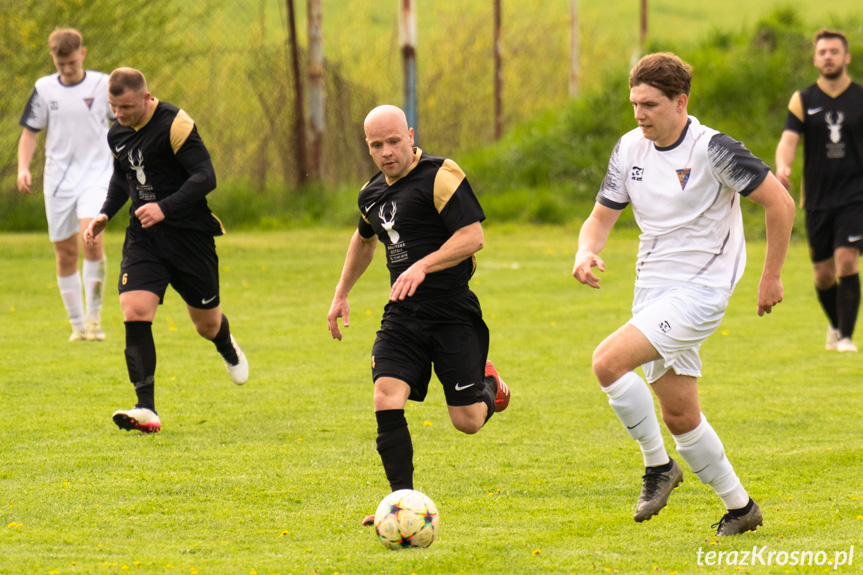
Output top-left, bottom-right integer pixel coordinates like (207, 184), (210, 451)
(661, 410), (700, 436)
(592, 347), (621, 387)
(452, 418), (483, 435)
(194, 320), (220, 339)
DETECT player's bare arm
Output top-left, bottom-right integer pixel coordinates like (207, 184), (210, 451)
(573, 202), (621, 289)
(83, 213), (109, 246)
(328, 231), (377, 340)
(389, 221), (483, 302)
(746, 172), (796, 316)
(775, 130), (801, 190)
(16, 129), (39, 194)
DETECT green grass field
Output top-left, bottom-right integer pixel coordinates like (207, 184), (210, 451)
(1, 226), (861, 574)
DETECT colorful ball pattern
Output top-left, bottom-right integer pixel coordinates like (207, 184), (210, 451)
(373, 489), (439, 550)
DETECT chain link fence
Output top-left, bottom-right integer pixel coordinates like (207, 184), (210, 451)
(2, 0), (572, 227)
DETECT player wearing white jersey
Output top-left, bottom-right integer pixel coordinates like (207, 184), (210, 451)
(573, 53), (795, 536)
(17, 28), (114, 341)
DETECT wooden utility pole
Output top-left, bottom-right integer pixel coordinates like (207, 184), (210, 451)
(493, 0), (503, 139)
(640, 0), (648, 52)
(286, 0), (308, 186)
(569, 0), (579, 97)
(307, 0), (324, 182)
(399, 0), (418, 145)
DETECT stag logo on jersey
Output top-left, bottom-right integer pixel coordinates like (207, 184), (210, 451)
(50, 101), (59, 111)
(676, 168), (691, 191)
(659, 320), (672, 334)
(379, 201), (400, 244)
(128, 150), (147, 185)
(84, 98), (95, 110)
(825, 111), (844, 144)
(631, 166), (644, 181)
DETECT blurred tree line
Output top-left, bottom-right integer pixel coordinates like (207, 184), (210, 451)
(1, 2), (861, 231)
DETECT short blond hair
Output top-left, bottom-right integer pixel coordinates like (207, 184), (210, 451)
(48, 28), (83, 56)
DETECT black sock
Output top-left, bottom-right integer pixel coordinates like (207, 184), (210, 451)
(647, 460), (673, 474)
(816, 284), (839, 329)
(837, 274), (860, 339)
(375, 409), (413, 491)
(728, 498), (754, 516)
(125, 321), (156, 412)
(482, 375), (496, 424)
(211, 314), (238, 365)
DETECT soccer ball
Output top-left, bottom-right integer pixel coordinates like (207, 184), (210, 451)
(373, 489), (439, 550)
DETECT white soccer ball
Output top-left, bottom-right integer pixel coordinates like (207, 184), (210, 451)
(373, 489), (439, 550)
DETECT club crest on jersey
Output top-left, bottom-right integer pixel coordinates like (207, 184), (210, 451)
(825, 111), (844, 144)
(128, 150), (147, 185)
(379, 201), (400, 244)
(676, 168), (691, 191)
(84, 98), (95, 110)
(631, 166), (644, 181)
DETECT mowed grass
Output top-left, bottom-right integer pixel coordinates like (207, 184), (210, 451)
(1, 226), (861, 574)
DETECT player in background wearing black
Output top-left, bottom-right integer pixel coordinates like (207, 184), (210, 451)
(327, 105), (511, 525)
(84, 68), (248, 433)
(776, 29), (863, 353)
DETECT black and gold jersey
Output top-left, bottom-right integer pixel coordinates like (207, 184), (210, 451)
(102, 98), (223, 235)
(784, 79), (863, 210)
(357, 148), (485, 300)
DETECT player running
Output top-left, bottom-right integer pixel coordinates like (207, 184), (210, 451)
(573, 53), (795, 536)
(327, 105), (511, 525)
(84, 67), (248, 434)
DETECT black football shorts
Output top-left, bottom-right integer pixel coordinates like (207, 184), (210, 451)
(371, 290), (489, 406)
(806, 202), (863, 263)
(118, 225), (221, 309)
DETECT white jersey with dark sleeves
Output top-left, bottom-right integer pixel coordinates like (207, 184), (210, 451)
(597, 116), (769, 290)
(19, 71), (114, 197)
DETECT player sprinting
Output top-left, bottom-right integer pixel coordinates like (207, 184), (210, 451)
(84, 68), (248, 434)
(573, 53), (795, 536)
(327, 105), (511, 525)
(776, 29), (863, 353)
(17, 28), (112, 341)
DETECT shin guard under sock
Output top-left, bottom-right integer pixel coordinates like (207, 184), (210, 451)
(604, 372), (668, 467)
(125, 321), (156, 411)
(375, 409), (413, 491)
(211, 314), (238, 365)
(673, 415), (749, 509)
(816, 284), (840, 330)
(837, 274), (860, 339)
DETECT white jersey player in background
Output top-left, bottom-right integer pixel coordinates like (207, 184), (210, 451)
(17, 28), (114, 341)
(573, 52), (795, 536)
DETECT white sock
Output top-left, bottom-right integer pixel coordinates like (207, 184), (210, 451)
(603, 371), (669, 467)
(83, 256), (106, 322)
(673, 414), (750, 509)
(57, 272), (85, 332)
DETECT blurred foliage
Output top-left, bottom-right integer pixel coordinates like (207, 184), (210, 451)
(462, 8), (863, 235)
(1, 2), (862, 231)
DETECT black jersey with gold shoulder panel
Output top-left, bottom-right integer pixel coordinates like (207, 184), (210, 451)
(357, 148), (485, 300)
(102, 98), (223, 235)
(784, 79), (863, 210)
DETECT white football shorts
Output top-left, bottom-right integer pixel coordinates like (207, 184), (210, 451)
(628, 283), (732, 383)
(44, 186), (108, 242)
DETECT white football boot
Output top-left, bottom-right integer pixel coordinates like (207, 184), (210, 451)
(224, 335), (249, 385)
(113, 407), (161, 434)
(825, 326), (841, 350)
(837, 337), (858, 353)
